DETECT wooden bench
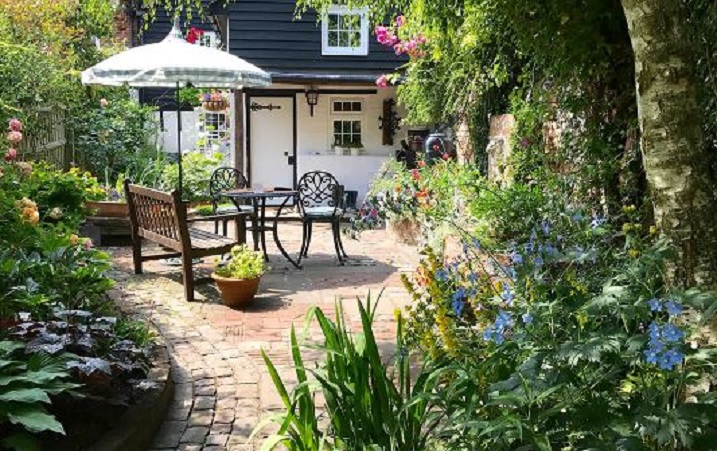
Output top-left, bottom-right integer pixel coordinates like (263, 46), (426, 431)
(124, 181), (250, 302)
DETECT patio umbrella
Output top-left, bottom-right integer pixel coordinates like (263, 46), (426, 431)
(81, 18), (271, 198)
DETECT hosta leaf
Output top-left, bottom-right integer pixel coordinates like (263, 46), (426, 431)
(0, 389), (51, 404)
(7, 406), (65, 434)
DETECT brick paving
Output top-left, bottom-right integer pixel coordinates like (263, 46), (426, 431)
(107, 222), (418, 450)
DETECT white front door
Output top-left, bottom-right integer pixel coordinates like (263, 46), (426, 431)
(249, 97), (294, 192)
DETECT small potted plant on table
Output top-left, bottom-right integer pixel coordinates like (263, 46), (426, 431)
(212, 245), (266, 307)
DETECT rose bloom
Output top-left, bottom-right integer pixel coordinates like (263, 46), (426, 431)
(16, 162), (32, 176)
(84, 239), (94, 250)
(49, 207), (63, 219)
(375, 74), (389, 88)
(99, 98), (109, 108)
(7, 131), (22, 144)
(8, 118), (22, 132)
(16, 197), (37, 209)
(69, 234), (79, 245)
(417, 160), (426, 168)
(22, 207), (40, 225)
(4, 148), (17, 162)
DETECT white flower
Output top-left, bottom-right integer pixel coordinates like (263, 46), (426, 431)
(49, 207), (64, 219)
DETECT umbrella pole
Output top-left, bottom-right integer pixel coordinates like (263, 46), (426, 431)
(176, 81), (183, 201)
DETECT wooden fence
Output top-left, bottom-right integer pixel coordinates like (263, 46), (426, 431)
(17, 108), (71, 169)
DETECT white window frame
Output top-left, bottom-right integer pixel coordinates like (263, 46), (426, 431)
(195, 30), (219, 49)
(321, 5), (369, 56)
(330, 98), (364, 147)
(198, 108), (232, 162)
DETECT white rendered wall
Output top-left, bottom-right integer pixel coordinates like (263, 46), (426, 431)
(295, 86), (406, 202)
(155, 110), (200, 156)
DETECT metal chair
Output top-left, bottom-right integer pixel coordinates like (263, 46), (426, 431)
(296, 171), (348, 264)
(208, 167), (257, 245)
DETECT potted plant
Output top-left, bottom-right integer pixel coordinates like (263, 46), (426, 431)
(333, 141), (364, 156)
(212, 245), (266, 307)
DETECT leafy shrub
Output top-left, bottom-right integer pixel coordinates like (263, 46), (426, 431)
(160, 151), (223, 202)
(401, 192), (717, 449)
(73, 93), (158, 181)
(0, 341), (77, 450)
(257, 296), (442, 450)
(214, 245), (265, 280)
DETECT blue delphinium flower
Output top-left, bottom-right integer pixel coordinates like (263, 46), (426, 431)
(452, 287), (466, 317)
(541, 220), (551, 235)
(467, 272), (478, 284)
(522, 312), (533, 324)
(648, 298), (663, 312)
(590, 215), (606, 229)
(510, 251), (523, 265)
(436, 268), (448, 282)
(574, 246), (584, 259)
(501, 285), (515, 305)
(571, 212), (583, 223)
(483, 326), (495, 342)
(665, 300), (683, 317)
(644, 348), (660, 364)
(662, 323), (684, 343)
(533, 256), (544, 267)
(483, 310), (513, 344)
(473, 238), (481, 249)
(659, 348), (685, 370)
(495, 310), (513, 329)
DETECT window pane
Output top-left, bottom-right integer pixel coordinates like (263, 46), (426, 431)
(333, 101), (342, 112)
(344, 14), (360, 31)
(352, 121), (361, 133)
(352, 102), (361, 111)
(328, 14), (339, 30)
(328, 31), (338, 46)
(333, 121), (341, 133)
(348, 31), (361, 48)
(338, 31), (348, 48)
(342, 121), (351, 133)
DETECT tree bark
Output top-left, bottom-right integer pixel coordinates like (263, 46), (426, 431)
(621, 0), (717, 287)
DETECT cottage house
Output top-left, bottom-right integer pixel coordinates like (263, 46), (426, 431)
(132, 0), (412, 201)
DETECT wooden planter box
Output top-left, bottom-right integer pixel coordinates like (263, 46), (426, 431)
(86, 201), (129, 218)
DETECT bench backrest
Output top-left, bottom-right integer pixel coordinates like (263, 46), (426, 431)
(124, 181), (189, 252)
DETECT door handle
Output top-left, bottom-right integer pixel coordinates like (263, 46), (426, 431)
(287, 155), (295, 165)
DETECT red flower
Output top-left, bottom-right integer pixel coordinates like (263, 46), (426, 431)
(410, 169), (421, 181)
(417, 160), (426, 168)
(442, 153), (450, 160)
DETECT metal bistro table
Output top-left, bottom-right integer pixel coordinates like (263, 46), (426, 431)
(220, 188), (301, 269)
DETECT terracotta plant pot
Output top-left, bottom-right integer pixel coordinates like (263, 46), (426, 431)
(202, 100), (228, 111)
(86, 201), (129, 218)
(211, 273), (261, 308)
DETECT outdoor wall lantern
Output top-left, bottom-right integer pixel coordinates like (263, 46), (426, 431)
(305, 87), (319, 117)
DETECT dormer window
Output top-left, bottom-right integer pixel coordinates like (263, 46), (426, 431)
(322, 5), (369, 56)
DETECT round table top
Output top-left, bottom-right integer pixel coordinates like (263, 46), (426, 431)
(220, 189), (297, 199)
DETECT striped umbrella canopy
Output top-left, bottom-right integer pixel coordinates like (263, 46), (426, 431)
(81, 19), (271, 89)
(81, 19), (271, 199)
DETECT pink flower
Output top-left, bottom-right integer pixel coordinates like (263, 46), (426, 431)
(84, 239), (94, 250)
(4, 148), (17, 162)
(375, 25), (388, 42)
(396, 15), (406, 27)
(17, 162), (32, 176)
(411, 169), (421, 181)
(7, 131), (22, 144)
(8, 119), (22, 132)
(376, 74), (389, 88)
(99, 98), (109, 108)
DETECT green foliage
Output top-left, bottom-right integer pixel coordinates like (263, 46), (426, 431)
(160, 151), (224, 202)
(256, 295), (442, 450)
(0, 341), (77, 450)
(214, 245), (265, 280)
(73, 93), (159, 182)
(399, 186), (717, 449)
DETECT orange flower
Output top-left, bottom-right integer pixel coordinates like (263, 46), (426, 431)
(69, 234), (79, 245)
(21, 206), (39, 225)
(418, 160), (426, 168)
(395, 185), (402, 192)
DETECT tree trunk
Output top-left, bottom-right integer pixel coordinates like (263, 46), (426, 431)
(621, 0), (717, 287)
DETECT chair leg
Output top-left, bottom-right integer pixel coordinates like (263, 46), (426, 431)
(222, 218), (228, 237)
(132, 237), (143, 274)
(304, 222), (313, 257)
(299, 221), (309, 259)
(235, 215), (247, 244)
(181, 253), (195, 302)
(331, 221), (345, 265)
(336, 223), (349, 259)
(214, 220), (219, 235)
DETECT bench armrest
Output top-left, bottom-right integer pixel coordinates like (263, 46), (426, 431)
(187, 212), (252, 223)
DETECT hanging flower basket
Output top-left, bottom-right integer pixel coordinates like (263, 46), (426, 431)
(202, 100), (229, 111)
(199, 91), (229, 111)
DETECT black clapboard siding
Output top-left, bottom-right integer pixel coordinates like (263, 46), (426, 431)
(140, 0), (405, 80)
